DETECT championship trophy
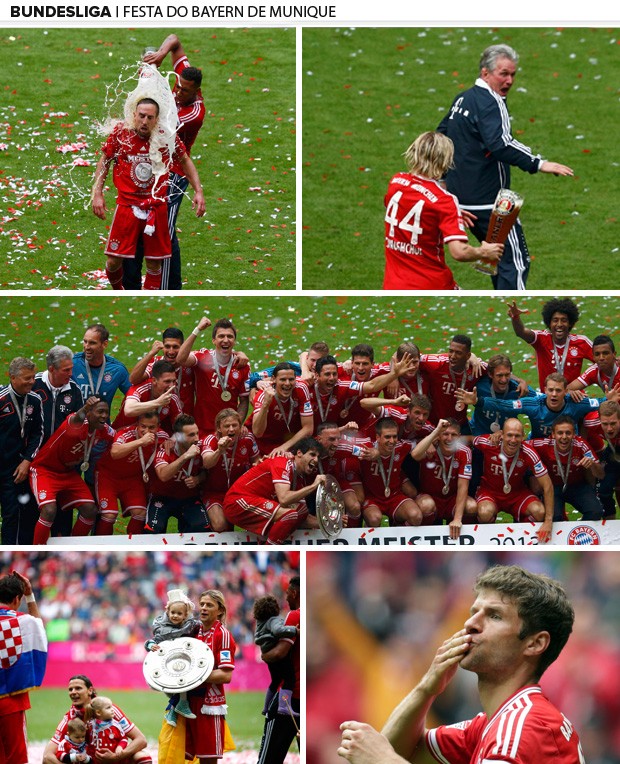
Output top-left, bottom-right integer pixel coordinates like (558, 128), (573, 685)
(143, 637), (214, 693)
(315, 474), (345, 539)
(473, 188), (524, 276)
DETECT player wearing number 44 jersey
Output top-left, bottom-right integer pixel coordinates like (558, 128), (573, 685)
(338, 565), (584, 764)
(383, 132), (503, 290)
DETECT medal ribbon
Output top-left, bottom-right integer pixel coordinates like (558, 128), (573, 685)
(9, 388), (29, 439)
(85, 357), (106, 397)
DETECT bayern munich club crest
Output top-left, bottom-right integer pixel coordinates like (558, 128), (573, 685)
(567, 525), (601, 545)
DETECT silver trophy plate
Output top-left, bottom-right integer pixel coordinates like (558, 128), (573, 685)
(143, 637), (214, 693)
(315, 474), (345, 539)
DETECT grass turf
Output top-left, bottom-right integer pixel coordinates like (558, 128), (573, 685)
(0, 27), (296, 290)
(301, 27), (619, 290)
(28, 688), (266, 749)
(2, 293), (618, 531)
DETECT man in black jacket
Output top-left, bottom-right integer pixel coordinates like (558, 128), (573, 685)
(437, 44), (573, 291)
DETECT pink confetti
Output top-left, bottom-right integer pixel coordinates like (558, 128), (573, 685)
(56, 141), (88, 154)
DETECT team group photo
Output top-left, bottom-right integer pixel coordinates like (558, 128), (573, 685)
(1, 294), (619, 546)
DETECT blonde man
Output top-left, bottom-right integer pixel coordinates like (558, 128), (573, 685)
(383, 131), (503, 290)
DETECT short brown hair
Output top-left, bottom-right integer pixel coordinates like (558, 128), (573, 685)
(475, 565), (574, 679)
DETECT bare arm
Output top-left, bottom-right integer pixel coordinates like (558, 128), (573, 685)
(237, 395), (249, 422)
(381, 629), (472, 761)
(91, 153), (112, 220)
(178, 153), (205, 217)
(155, 444), (201, 482)
(176, 316), (211, 366)
(124, 389), (174, 418)
(43, 740), (63, 764)
(363, 354), (416, 396)
(536, 473), (554, 544)
(206, 666), (234, 685)
(274, 474), (325, 507)
(13, 572), (42, 620)
(449, 478), (471, 540)
(506, 300), (535, 343)
(447, 239), (503, 264)
(262, 639), (292, 663)
(411, 420), (446, 462)
(142, 33), (185, 67)
(111, 432), (156, 460)
(128, 341), (163, 385)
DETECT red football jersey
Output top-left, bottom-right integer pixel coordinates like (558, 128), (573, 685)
(426, 685), (584, 764)
(529, 330), (593, 389)
(88, 720), (127, 755)
(420, 355), (485, 425)
(307, 380), (365, 428)
(150, 441), (204, 498)
(192, 620), (236, 708)
(51, 704), (133, 745)
(174, 56), (206, 155)
(102, 125), (187, 207)
(473, 436), (548, 494)
(283, 609), (300, 699)
(418, 444), (472, 498)
(247, 385), (313, 454)
(318, 444), (361, 485)
(201, 433), (260, 493)
(383, 173), (467, 290)
(145, 358), (195, 413)
(95, 425), (169, 480)
(576, 361), (620, 393)
(224, 455), (294, 502)
(376, 362), (430, 399)
(31, 415), (114, 473)
(529, 436), (598, 487)
(191, 350), (250, 434)
(112, 381), (183, 433)
(359, 441), (412, 498)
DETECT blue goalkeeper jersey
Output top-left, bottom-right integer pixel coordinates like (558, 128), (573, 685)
(480, 392), (602, 438)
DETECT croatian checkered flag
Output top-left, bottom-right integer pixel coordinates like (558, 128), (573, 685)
(0, 608), (47, 698)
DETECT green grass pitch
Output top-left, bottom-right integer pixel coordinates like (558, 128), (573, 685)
(301, 27), (619, 290)
(0, 27), (296, 290)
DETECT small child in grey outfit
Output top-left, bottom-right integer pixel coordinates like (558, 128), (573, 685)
(253, 594), (298, 716)
(145, 588), (200, 725)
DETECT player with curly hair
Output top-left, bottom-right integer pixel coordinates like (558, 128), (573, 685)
(507, 297), (593, 388)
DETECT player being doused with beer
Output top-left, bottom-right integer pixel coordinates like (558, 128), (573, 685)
(91, 62), (205, 290)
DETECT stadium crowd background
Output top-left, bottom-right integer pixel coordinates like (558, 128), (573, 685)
(2, 550), (299, 651)
(307, 550), (620, 764)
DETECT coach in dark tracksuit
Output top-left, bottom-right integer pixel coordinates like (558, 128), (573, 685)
(437, 43), (573, 291)
(0, 358), (44, 544)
